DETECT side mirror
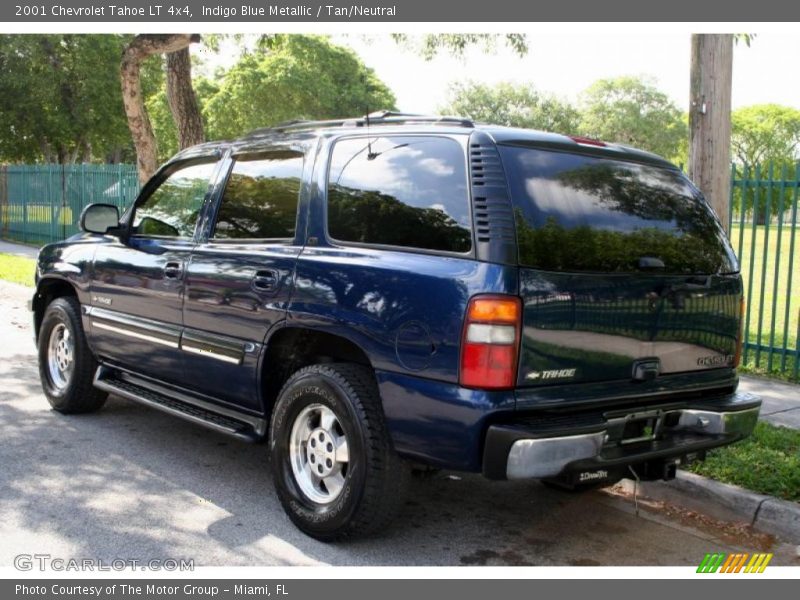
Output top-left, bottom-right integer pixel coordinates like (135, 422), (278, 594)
(80, 203), (120, 235)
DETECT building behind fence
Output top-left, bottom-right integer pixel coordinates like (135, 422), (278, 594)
(0, 161), (797, 380)
(0, 164), (138, 245)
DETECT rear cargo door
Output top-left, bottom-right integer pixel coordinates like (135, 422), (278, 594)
(497, 145), (742, 386)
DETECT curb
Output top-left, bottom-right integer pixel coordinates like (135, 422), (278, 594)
(613, 471), (800, 544)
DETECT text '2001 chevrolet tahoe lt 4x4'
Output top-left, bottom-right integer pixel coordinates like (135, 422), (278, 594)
(32, 112), (760, 540)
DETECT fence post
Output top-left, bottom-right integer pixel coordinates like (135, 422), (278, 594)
(22, 168), (28, 245)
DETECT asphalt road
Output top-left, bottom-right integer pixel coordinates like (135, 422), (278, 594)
(1, 279), (797, 567)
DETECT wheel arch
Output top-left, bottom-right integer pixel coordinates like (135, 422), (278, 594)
(259, 326), (374, 417)
(32, 277), (79, 342)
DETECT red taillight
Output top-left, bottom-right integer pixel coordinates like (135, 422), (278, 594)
(733, 297), (745, 367)
(569, 135), (607, 147)
(459, 295), (522, 389)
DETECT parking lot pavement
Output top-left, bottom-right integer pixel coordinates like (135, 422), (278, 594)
(1, 279), (797, 567)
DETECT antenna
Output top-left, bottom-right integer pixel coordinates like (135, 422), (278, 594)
(364, 71), (377, 160)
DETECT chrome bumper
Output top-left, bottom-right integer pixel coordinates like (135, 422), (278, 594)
(497, 396), (760, 480)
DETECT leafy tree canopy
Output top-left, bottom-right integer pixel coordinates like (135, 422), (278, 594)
(202, 35), (396, 141)
(440, 81), (580, 133)
(579, 75), (687, 162)
(731, 104), (800, 167)
(390, 34), (528, 60)
(0, 34), (162, 164)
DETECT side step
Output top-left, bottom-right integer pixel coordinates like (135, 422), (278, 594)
(94, 366), (265, 442)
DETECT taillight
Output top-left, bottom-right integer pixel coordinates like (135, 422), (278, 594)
(733, 297), (745, 367)
(459, 295), (522, 389)
(569, 135), (607, 147)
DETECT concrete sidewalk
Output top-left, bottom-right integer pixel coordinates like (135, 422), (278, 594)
(0, 239), (39, 259)
(739, 375), (800, 429)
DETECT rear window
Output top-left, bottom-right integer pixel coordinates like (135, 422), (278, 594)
(327, 135), (472, 253)
(499, 146), (738, 274)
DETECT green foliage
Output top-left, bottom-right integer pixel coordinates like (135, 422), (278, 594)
(579, 76), (687, 161)
(440, 81), (580, 133)
(0, 34), (163, 164)
(203, 36), (396, 140)
(687, 422), (800, 501)
(148, 76), (219, 162)
(731, 104), (800, 166)
(0, 253), (35, 286)
(390, 34), (528, 60)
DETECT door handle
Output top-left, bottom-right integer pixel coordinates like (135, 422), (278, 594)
(163, 261), (183, 279)
(252, 269), (279, 291)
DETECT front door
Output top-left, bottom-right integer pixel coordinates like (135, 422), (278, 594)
(89, 159), (220, 386)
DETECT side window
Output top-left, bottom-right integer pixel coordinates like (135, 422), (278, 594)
(213, 151), (303, 240)
(133, 161), (217, 238)
(327, 136), (472, 253)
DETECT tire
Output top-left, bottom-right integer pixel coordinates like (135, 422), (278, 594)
(269, 363), (409, 541)
(38, 296), (107, 414)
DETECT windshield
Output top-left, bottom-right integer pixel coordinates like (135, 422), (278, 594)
(499, 145), (739, 275)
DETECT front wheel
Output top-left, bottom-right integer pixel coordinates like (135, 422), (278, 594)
(38, 296), (107, 414)
(269, 363), (408, 541)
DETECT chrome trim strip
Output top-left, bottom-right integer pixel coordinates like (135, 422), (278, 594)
(181, 343), (243, 365)
(87, 306), (181, 342)
(92, 321), (179, 349)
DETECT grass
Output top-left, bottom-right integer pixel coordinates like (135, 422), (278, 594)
(0, 253), (35, 287)
(730, 222), (799, 381)
(0, 204), (74, 225)
(685, 421), (800, 502)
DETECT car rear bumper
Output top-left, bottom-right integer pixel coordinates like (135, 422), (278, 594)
(482, 391), (761, 481)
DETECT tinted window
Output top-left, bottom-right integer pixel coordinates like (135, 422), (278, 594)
(499, 146), (739, 274)
(327, 136), (471, 253)
(133, 161), (217, 238)
(213, 152), (303, 240)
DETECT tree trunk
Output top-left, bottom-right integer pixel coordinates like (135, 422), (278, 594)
(166, 47), (205, 149)
(688, 34), (734, 234)
(120, 34), (200, 184)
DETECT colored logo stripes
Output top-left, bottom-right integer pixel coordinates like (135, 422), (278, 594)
(697, 552), (773, 573)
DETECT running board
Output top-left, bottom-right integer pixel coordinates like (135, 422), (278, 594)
(94, 366), (265, 442)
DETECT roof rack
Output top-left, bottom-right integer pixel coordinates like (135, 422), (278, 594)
(244, 111), (475, 138)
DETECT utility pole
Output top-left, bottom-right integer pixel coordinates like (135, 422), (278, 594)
(688, 34), (734, 234)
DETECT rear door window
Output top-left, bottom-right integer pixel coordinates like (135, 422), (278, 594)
(213, 151), (303, 240)
(498, 145), (739, 274)
(327, 135), (472, 253)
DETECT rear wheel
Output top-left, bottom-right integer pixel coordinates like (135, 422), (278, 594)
(38, 297), (107, 414)
(269, 363), (408, 541)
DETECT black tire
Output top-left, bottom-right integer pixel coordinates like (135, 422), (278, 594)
(269, 363), (409, 541)
(38, 296), (107, 414)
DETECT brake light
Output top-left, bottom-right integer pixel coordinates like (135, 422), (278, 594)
(460, 295), (522, 389)
(733, 297), (745, 367)
(569, 135), (607, 147)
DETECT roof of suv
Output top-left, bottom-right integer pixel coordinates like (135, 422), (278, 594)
(173, 111), (677, 171)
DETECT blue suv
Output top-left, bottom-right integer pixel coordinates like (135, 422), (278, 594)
(32, 112), (761, 540)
